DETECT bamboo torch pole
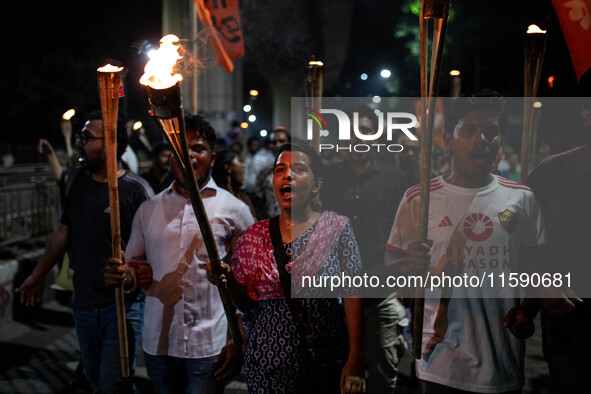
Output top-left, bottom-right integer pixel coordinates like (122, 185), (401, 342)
(144, 83), (243, 346)
(139, 35), (242, 345)
(414, 0), (451, 360)
(97, 64), (129, 377)
(305, 58), (324, 152)
(521, 24), (547, 182)
(61, 109), (75, 166)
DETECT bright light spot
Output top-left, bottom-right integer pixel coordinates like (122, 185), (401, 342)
(372, 96), (381, 104)
(450, 70), (461, 76)
(250, 90), (259, 97)
(62, 109), (75, 120)
(147, 49), (157, 59)
(533, 101), (543, 109)
(133, 121), (143, 131)
(309, 60), (324, 67)
(97, 64), (124, 73)
(527, 24), (546, 34)
(547, 75), (555, 89)
(139, 34), (183, 89)
(240, 122), (249, 129)
(360, 73), (368, 81)
(248, 115), (256, 122)
(260, 130), (268, 137)
(243, 104), (252, 112)
(380, 69), (391, 78)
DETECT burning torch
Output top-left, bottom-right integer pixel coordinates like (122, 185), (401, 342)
(96, 63), (130, 377)
(521, 24), (547, 182)
(139, 35), (242, 346)
(305, 58), (324, 152)
(415, 0), (451, 360)
(61, 109), (75, 165)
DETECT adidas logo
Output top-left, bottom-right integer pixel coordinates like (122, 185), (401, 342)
(438, 216), (453, 228)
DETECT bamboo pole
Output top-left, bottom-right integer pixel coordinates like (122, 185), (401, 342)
(145, 83), (243, 346)
(414, 0), (451, 360)
(97, 65), (129, 378)
(305, 59), (324, 152)
(521, 25), (547, 182)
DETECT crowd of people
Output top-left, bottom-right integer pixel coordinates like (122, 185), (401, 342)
(12, 67), (591, 394)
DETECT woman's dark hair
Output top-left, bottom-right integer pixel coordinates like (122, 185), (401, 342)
(274, 142), (323, 179)
(212, 149), (238, 190)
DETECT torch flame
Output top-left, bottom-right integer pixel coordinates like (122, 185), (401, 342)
(527, 24), (546, 34)
(62, 109), (75, 120)
(133, 121), (143, 131)
(140, 34), (183, 90)
(97, 64), (124, 72)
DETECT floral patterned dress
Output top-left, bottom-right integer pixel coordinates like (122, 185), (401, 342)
(231, 211), (362, 393)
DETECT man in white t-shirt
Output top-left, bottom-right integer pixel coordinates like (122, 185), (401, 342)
(386, 91), (546, 393)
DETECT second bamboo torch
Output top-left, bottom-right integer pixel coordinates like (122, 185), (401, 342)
(97, 63), (129, 378)
(139, 34), (243, 346)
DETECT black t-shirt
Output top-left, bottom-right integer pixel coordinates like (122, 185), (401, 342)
(141, 170), (175, 194)
(60, 170), (153, 309)
(322, 159), (407, 274)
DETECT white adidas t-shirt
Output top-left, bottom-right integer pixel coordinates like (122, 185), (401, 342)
(387, 175), (546, 393)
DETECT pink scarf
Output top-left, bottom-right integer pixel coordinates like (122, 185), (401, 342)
(287, 211), (349, 293)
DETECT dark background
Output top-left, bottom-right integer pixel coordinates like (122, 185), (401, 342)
(2, 0), (583, 162)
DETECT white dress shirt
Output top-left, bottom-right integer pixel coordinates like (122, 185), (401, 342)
(125, 178), (254, 358)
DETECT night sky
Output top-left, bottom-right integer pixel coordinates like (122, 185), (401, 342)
(3, 0), (581, 162)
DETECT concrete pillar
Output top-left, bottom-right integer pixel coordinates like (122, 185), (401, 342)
(162, 0), (243, 136)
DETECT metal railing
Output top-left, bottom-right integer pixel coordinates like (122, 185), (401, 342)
(0, 165), (61, 246)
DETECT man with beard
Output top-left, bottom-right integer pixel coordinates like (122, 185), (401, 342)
(105, 115), (254, 393)
(526, 68), (591, 393)
(17, 110), (153, 393)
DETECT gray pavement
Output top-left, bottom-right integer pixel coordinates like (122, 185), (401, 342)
(0, 299), (566, 394)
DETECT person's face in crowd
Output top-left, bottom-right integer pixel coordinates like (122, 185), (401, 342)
(270, 131), (289, 152)
(444, 109), (501, 185)
(273, 150), (321, 212)
(171, 130), (216, 189)
(399, 137), (421, 169)
(247, 139), (260, 155)
(154, 149), (172, 173)
(348, 116), (374, 166)
(76, 119), (106, 173)
(229, 155), (245, 187)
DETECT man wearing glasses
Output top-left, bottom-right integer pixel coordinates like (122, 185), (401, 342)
(17, 110), (153, 393)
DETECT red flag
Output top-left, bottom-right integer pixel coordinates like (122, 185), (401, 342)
(205, 0), (245, 60)
(194, 0), (245, 72)
(552, 0), (591, 81)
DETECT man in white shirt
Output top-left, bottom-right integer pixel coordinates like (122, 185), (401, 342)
(386, 92), (545, 393)
(106, 115), (254, 393)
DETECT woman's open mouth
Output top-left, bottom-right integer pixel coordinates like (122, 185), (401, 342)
(280, 185), (293, 199)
